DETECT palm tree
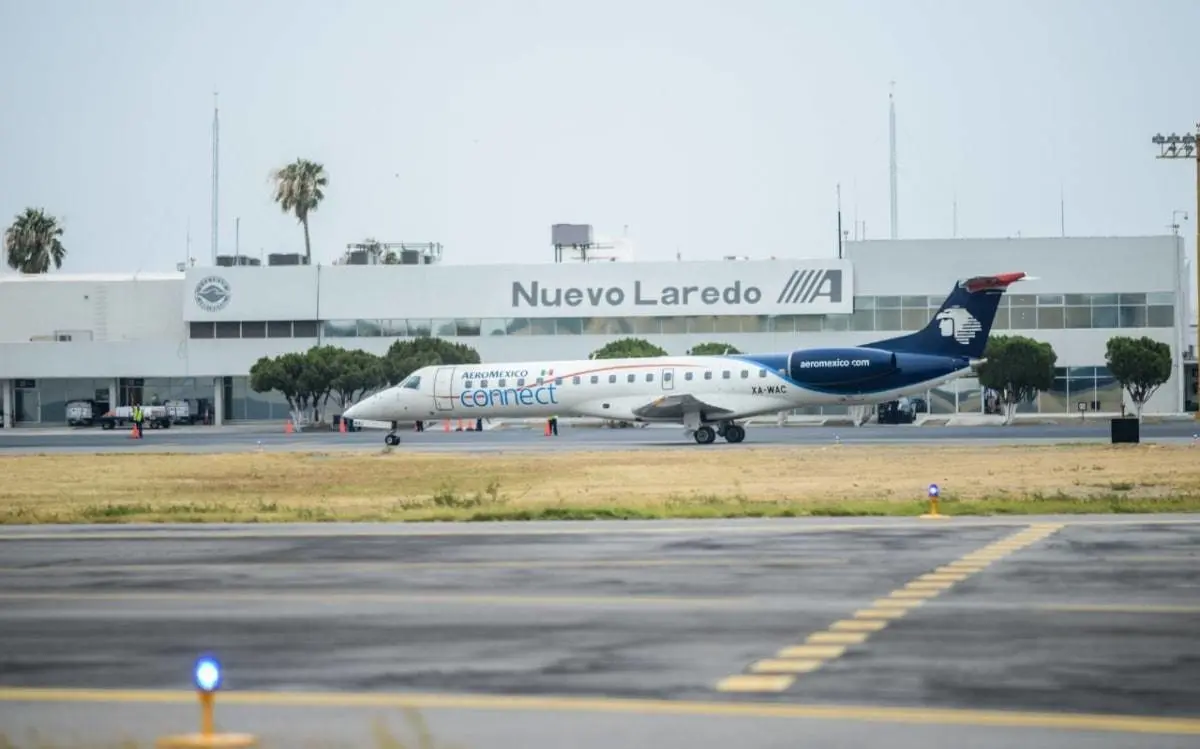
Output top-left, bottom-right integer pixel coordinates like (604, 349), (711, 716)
(5, 208), (66, 273)
(271, 159), (327, 265)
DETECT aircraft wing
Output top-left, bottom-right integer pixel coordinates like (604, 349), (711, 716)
(630, 393), (737, 421)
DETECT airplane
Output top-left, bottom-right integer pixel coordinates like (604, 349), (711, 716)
(343, 271), (1029, 445)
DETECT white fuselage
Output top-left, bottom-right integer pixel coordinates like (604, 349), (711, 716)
(343, 354), (972, 426)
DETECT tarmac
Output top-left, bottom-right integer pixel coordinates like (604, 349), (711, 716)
(1, 420), (1198, 454)
(1, 516), (1199, 747)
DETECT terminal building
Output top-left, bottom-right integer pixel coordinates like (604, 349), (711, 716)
(0, 235), (1195, 427)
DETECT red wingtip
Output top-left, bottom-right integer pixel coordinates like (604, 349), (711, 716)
(962, 272), (1027, 293)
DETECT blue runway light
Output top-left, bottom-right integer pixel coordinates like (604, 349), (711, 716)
(194, 655), (222, 692)
(928, 483), (939, 498)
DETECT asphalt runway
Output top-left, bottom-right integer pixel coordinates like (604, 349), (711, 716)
(1, 516), (1199, 747)
(1, 420), (1198, 455)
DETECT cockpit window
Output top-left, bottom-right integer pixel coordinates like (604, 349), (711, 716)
(402, 376), (421, 390)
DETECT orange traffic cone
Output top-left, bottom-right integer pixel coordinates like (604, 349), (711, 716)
(339, 418), (347, 433)
(284, 421), (293, 434)
(544, 420), (551, 437)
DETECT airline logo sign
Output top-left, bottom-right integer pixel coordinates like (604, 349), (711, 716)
(936, 306), (983, 344)
(775, 269), (842, 305)
(510, 266), (847, 314)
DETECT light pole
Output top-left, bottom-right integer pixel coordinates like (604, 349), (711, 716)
(1152, 127), (1200, 419)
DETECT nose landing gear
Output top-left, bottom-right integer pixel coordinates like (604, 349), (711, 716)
(384, 421), (401, 446)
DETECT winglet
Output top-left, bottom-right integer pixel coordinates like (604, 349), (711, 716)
(960, 272), (1028, 293)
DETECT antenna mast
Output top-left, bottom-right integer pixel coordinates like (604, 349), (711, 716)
(889, 81), (899, 240)
(211, 92), (219, 265)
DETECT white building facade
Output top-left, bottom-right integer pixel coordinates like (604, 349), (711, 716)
(0, 236), (1193, 427)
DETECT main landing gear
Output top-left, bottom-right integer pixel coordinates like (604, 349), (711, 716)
(692, 422), (745, 445)
(384, 421), (401, 446)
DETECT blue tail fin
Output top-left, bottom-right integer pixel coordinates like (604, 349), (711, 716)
(866, 272), (1028, 359)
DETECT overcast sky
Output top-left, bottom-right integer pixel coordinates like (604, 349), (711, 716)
(2, 0), (1198, 314)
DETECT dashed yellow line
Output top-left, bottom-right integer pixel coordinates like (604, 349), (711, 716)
(713, 523), (1066, 693)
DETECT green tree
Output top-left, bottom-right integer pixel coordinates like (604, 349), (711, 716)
(331, 348), (387, 410)
(687, 342), (741, 356)
(300, 345), (343, 422)
(271, 159), (327, 265)
(976, 334), (1057, 424)
(383, 336), (481, 385)
(1105, 335), (1172, 419)
(5, 208), (66, 273)
(249, 351), (311, 426)
(589, 337), (668, 359)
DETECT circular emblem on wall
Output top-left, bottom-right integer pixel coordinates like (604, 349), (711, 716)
(194, 275), (232, 312)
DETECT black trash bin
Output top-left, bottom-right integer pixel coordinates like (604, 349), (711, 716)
(1111, 417), (1140, 444)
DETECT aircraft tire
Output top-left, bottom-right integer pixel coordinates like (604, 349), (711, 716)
(694, 426), (716, 444)
(723, 425), (745, 443)
(384, 433), (400, 446)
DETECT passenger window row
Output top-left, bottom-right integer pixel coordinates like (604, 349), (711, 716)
(462, 368), (769, 389)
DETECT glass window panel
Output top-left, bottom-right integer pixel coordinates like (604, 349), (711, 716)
(407, 319), (433, 336)
(1009, 307), (1036, 329)
(1069, 367), (1097, 377)
(324, 320), (357, 337)
(477, 319), (505, 336)
(293, 321), (318, 337)
(528, 319), (556, 335)
(1010, 294), (1037, 306)
(850, 309), (875, 331)
(267, 321), (291, 338)
(956, 377), (981, 414)
(505, 319), (529, 335)
(1096, 371), (1122, 412)
(926, 296), (944, 307)
(455, 319), (481, 336)
(356, 320), (382, 337)
(901, 308), (927, 330)
(875, 309), (902, 331)
(1147, 305), (1174, 327)
(432, 319), (457, 336)
(1064, 294), (1090, 306)
(741, 316), (768, 333)
(1040, 377), (1069, 414)
(659, 316), (687, 334)
(823, 315), (849, 332)
(189, 322), (214, 339)
(991, 307), (1010, 329)
(713, 316), (741, 333)
(1146, 292), (1174, 305)
(215, 321), (241, 339)
(380, 319), (407, 337)
(928, 383), (956, 414)
(901, 295), (927, 307)
(1118, 305), (1147, 327)
(1037, 294), (1064, 305)
(854, 296), (875, 310)
(555, 318), (583, 335)
(1091, 294), (1118, 306)
(1092, 305), (1118, 328)
(794, 316), (822, 331)
(1119, 293), (1147, 305)
(687, 317), (715, 334)
(1037, 307), (1064, 329)
(1064, 306), (1091, 328)
(1068, 377), (1097, 410)
(241, 321), (266, 338)
(768, 316), (793, 333)
(875, 296), (901, 309)
(632, 317), (660, 335)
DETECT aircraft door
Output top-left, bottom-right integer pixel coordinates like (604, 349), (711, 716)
(432, 366), (457, 411)
(660, 368), (675, 391)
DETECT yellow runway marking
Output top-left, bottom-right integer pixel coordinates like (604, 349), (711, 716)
(830, 619), (888, 633)
(1, 687), (1198, 736)
(853, 608), (908, 620)
(0, 591), (742, 609)
(806, 632), (870, 645)
(749, 659), (825, 674)
(871, 598), (924, 609)
(714, 675), (795, 692)
(710, 523), (1067, 693)
(777, 645), (847, 659)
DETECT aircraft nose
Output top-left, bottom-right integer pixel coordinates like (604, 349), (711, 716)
(343, 398), (367, 420)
